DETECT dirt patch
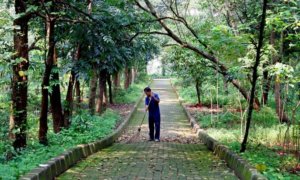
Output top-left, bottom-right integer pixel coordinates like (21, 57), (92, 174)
(118, 130), (201, 144)
(108, 103), (134, 129)
(186, 104), (243, 115)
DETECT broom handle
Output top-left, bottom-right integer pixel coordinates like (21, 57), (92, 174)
(140, 97), (152, 127)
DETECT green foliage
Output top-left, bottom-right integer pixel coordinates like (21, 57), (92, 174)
(135, 72), (149, 84)
(196, 112), (238, 129)
(172, 77), (248, 108)
(233, 144), (300, 179)
(0, 109), (120, 179)
(114, 82), (147, 104)
(178, 86), (198, 104)
(195, 106), (277, 129)
(173, 76), (300, 178)
(0, 0), (299, 179)
(251, 107), (278, 127)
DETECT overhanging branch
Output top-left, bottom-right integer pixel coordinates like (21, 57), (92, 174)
(129, 31), (168, 42)
(135, 0), (254, 105)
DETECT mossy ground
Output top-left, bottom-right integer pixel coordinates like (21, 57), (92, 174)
(59, 79), (237, 179)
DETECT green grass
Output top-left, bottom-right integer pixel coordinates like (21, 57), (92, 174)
(171, 78), (248, 109)
(196, 106), (278, 129)
(172, 78), (300, 179)
(228, 143), (300, 179)
(0, 78), (148, 179)
(114, 83), (147, 104)
(0, 110), (120, 179)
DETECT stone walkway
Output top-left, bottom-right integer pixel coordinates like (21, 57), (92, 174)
(58, 79), (238, 180)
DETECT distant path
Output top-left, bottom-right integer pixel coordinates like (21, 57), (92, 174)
(58, 79), (237, 179)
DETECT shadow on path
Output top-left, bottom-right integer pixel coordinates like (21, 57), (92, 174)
(58, 79), (238, 180)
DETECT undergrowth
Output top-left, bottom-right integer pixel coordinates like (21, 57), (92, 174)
(0, 79), (147, 179)
(171, 78), (300, 179)
(0, 110), (119, 179)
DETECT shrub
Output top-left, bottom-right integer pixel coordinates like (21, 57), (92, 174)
(0, 109), (120, 179)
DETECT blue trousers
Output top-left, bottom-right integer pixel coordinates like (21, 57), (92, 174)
(148, 116), (160, 140)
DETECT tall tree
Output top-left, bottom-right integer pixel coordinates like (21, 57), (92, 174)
(124, 66), (131, 89)
(39, 13), (56, 144)
(50, 47), (64, 133)
(273, 31), (289, 123)
(96, 70), (107, 113)
(11, 0), (31, 149)
(240, 0), (268, 152)
(64, 45), (80, 126)
(112, 72), (120, 91)
(88, 65), (98, 114)
(107, 74), (113, 104)
(135, 0), (260, 109)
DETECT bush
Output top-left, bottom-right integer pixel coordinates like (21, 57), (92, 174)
(114, 83), (146, 104)
(252, 106), (278, 127)
(0, 109), (120, 179)
(195, 111), (241, 129)
(179, 86), (198, 104)
(135, 72), (150, 83)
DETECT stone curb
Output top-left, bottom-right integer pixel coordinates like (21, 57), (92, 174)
(20, 91), (145, 180)
(170, 79), (266, 180)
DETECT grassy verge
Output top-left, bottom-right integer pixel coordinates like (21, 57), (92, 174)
(0, 110), (119, 179)
(171, 78), (300, 179)
(114, 82), (148, 104)
(0, 80), (147, 179)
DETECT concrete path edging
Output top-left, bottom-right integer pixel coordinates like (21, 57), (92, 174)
(20, 92), (145, 180)
(170, 79), (267, 180)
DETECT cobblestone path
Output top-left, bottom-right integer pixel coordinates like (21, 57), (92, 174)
(58, 79), (238, 180)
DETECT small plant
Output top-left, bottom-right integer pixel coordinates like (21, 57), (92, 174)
(0, 109), (120, 179)
(114, 83), (146, 104)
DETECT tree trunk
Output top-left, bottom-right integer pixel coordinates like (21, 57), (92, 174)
(261, 69), (271, 105)
(240, 0), (267, 152)
(88, 0), (92, 14)
(272, 30), (289, 123)
(11, 0), (30, 149)
(142, 0), (260, 109)
(9, 104), (15, 140)
(124, 67), (130, 89)
(64, 45), (81, 126)
(225, 2), (239, 35)
(107, 75), (113, 104)
(223, 76), (229, 95)
(64, 72), (75, 127)
(50, 51), (64, 133)
(39, 16), (56, 144)
(162, 59), (166, 76)
(274, 77), (289, 123)
(88, 68), (98, 114)
(113, 72), (120, 91)
(96, 70), (106, 113)
(261, 31), (278, 106)
(103, 80), (108, 107)
(129, 68), (133, 85)
(135, 68), (138, 81)
(131, 68), (136, 83)
(298, 82), (300, 100)
(39, 62), (51, 145)
(75, 80), (81, 107)
(195, 80), (201, 105)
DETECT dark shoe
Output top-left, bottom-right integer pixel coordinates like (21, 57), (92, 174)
(148, 139), (154, 141)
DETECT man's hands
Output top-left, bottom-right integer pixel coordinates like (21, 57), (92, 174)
(145, 92), (159, 112)
(145, 105), (149, 112)
(151, 92), (160, 103)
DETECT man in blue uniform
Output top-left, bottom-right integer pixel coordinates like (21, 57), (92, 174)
(144, 87), (160, 142)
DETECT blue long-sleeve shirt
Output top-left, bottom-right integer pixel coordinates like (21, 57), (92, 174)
(145, 93), (160, 118)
